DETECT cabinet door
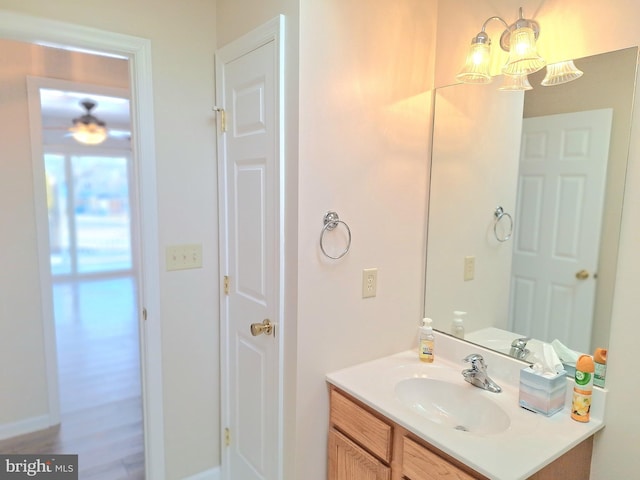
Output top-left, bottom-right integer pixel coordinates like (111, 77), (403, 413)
(328, 429), (391, 480)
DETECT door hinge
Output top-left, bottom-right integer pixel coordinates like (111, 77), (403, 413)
(213, 106), (227, 132)
(142, 308), (147, 321)
(225, 427), (231, 446)
(224, 275), (230, 295)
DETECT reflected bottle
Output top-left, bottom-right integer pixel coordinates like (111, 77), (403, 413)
(594, 348), (607, 388)
(451, 311), (466, 339)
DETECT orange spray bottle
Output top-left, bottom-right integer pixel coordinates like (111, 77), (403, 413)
(571, 354), (595, 422)
(594, 348), (607, 388)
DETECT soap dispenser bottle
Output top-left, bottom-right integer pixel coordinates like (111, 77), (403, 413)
(451, 311), (466, 339)
(418, 318), (435, 363)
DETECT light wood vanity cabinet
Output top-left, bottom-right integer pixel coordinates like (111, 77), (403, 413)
(328, 385), (593, 480)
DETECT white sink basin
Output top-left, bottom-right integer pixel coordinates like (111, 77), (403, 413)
(394, 378), (511, 435)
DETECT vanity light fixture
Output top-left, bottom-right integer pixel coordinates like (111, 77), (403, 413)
(499, 73), (533, 91)
(457, 7), (545, 84)
(541, 60), (584, 86)
(69, 100), (108, 145)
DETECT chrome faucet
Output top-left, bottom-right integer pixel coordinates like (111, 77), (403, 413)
(509, 337), (530, 360)
(462, 354), (502, 393)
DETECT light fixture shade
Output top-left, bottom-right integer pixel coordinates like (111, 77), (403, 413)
(456, 39), (492, 84)
(499, 74), (533, 91)
(541, 60), (584, 86)
(502, 26), (546, 75)
(70, 122), (108, 145)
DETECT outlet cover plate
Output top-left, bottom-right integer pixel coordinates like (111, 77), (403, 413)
(362, 268), (378, 298)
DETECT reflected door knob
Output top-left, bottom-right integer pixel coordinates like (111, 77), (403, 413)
(575, 269), (590, 280)
(250, 319), (274, 336)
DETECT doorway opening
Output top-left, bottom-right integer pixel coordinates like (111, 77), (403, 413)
(46, 82), (144, 478)
(0, 12), (165, 477)
(39, 79), (144, 478)
(0, 41), (144, 478)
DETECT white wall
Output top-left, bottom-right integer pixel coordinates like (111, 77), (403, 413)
(426, 83), (523, 334)
(436, 1), (640, 478)
(296, 1), (437, 478)
(0, 2), (218, 478)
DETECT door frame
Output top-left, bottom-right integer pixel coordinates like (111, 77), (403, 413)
(0, 11), (166, 478)
(215, 15), (286, 480)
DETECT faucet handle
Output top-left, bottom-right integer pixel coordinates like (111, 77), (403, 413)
(463, 353), (486, 370)
(511, 337), (530, 349)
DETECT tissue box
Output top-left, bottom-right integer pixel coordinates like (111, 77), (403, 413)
(519, 366), (567, 416)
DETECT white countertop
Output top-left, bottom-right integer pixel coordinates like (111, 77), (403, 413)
(326, 333), (605, 480)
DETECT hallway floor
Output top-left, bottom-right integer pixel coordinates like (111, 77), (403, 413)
(0, 277), (144, 480)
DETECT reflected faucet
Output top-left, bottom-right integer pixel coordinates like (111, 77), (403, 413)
(462, 354), (502, 393)
(509, 337), (530, 360)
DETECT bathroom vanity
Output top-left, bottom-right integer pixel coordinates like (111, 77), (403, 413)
(326, 333), (604, 480)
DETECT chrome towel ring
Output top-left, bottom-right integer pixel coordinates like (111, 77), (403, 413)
(320, 211), (352, 259)
(494, 206), (513, 242)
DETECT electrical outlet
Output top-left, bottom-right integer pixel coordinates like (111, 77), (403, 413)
(166, 244), (203, 271)
(464, 256), (475, 281)
(362, 268), (378, 298)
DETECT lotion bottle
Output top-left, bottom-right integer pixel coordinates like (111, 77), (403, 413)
(571, 354), (594, 422)
(418, 317), (435, 363)
(451, 311), (466, 339)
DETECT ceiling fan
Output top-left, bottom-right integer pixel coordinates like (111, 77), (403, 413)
(69, 100), (108, 145)
(40, 97), (132, 145)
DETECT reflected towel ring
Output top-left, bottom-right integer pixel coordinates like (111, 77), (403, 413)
(494, 206), (513, 242)
(320, 211), (352, 259)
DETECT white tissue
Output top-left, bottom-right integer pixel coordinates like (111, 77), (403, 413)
(530, 342), (564, 376)
(551, 338), (580, 364)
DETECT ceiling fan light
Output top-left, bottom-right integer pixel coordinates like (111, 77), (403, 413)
(69, 99), (108, 145)
(70, 122), (108, 145)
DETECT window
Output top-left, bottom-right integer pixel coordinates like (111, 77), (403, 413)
(46, 152), (133, 276)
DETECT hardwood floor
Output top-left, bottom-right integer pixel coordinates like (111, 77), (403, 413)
(0, 277), (144, 480)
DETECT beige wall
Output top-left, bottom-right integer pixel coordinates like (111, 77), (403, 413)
(0, 40), (129, 432)
(436, 1), (640, 478)
(0, 1), (218, 478)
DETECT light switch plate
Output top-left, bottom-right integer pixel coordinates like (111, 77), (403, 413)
(464, 256), (475, 281)
(166, 244), (203, 271)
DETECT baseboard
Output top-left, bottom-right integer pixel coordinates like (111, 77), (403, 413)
(0, 414), (56, 441)
(182, 466), (221, 480)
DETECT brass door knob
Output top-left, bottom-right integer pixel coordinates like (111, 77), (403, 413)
(250, 319), (274, 336)
(575, 269), (590, 280)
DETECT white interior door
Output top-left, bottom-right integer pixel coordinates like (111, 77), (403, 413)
(509, 109), (612, 353)
(216, 17), (284, 480)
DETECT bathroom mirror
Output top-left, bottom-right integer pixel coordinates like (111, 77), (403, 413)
(424, 47), (638, 368)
